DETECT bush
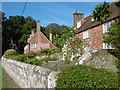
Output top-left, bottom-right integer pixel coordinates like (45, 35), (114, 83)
(24, 57), (57, 66)
(3, 49), (18, 57)
(56, 65), (118, 88)
(40, 49), (52, 56)
(51, 48), (62, 53)
(40, 48), (62, 56)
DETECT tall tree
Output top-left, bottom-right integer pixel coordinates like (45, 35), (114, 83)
(92, 2), (111, 24)
(44, 23), (65, 39)
(2, 14), (37, 54)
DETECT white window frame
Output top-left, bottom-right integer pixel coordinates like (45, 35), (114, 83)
(30, 43), (36, 48)
(103, 20), (112, 34)
(103, 43), (114, 49)
(83, 29), (90, 39)
(77, 21), (81, 28)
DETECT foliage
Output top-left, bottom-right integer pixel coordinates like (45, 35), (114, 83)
(61, 37), (88, 63)
(40, 48), (62, 56)
(115, 0), (120, 7)
(92, 2), (111, 23)
(56, 65), (118, 88)
(44, 23), (65, 39)
(103, 22), (120, 59)
(50, 48), (62, 53)
(2, 13), (45, 54)
(2, 14), (37, 53)
(3, 49), (18, 57)
(40, 49), (52, 56)
(53, 26), (77, 48)
(103, 22), (120, 71)
(5, 52), (58, 66)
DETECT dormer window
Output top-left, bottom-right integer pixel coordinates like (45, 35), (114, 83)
(77, 21), (81, 28)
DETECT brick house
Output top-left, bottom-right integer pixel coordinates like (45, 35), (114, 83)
(73, 3), (120, 51)
(24, 20), (56, 53)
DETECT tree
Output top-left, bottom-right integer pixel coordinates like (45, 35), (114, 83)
(2, 14), (37, 54)
(53, 26), (77, 48)
(115, 0), (120, 7)
(92, 2), (111, 23)
(44, 23), (65, 39)
(103, 22), (120, 59)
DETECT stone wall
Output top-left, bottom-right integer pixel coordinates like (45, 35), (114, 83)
(2, 58), (58, 88)
(76, 50), (118, 72)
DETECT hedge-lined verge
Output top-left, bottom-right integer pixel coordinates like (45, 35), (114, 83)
(56, 65), (118, 88)
(4, 51), (57, 66)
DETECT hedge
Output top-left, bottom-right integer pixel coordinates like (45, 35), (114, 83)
(56, 65), (118, 88)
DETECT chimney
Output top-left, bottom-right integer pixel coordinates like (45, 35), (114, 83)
(73, 10), (84, 28)
(36, 20), (40, 32)
(36, 20), (41, 42)
(49, 30), (52, 42)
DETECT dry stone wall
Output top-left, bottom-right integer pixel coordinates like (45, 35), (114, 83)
(2, 57), (58, 88)
(76, 50), (118, 72)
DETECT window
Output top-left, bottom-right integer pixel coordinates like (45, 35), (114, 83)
(30, 43), (36, 48)
(103, 43), (114, 49)
(91, 18), (95, 21)
(77, 21), (81, 28)
(83, 29), (90, 39)
(103, 20), (112, 34)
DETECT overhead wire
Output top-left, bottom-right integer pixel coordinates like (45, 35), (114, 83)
(21, 0), (28, 16)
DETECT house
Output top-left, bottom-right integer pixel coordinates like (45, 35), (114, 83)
(24, 20), (56, 53)
(73, 2), (120, 51)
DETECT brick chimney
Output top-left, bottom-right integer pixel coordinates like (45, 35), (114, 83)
(36, 20), (41, 42)
(49, 30), (52, 42)
(73, 10), (84, 28)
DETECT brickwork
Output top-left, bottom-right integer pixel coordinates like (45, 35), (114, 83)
(76, 25), (103, 50)
(90, 25), (103, 49)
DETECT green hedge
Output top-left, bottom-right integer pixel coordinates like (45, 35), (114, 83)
(3, 49), (18, 57)
(40, 48), (61, 56)
(5, 52), (58, 66)
(56, 65), (118, 88)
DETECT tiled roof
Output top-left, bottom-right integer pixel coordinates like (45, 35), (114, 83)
(78, 2), (120, 32)
(28, 32), (50, 43)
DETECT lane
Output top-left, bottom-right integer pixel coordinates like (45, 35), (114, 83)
(0, 62), (20, 88)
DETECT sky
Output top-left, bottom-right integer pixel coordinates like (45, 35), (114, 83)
(2, 2), (112, 27)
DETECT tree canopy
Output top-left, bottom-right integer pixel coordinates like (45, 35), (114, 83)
(2, 13), (36, 54)
(92, 2), (111, 23)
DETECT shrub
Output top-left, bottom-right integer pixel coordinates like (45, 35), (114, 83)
(40, 48), (61, 56)
(40, 57), (57, 62)
(40, 49), (52, 56)
(56, 65), (118, 88)
(51, 48), (62, 53)
(3, 49), (18, 57)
